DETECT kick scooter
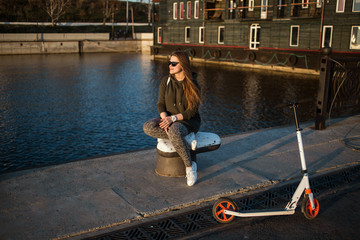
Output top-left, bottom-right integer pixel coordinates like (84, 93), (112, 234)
(213, 102), (320, 223)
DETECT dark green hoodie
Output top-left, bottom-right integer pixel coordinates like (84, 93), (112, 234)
(157, 74), (201, 133)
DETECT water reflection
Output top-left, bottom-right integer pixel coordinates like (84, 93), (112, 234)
(194, 66), (318, 135)
(0, 53), (318, 173)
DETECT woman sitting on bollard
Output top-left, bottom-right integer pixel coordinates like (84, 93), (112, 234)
(143, 51), (201, 186)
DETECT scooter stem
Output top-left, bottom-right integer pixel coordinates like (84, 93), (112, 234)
(292, 104), (316, 209)
(292, 104), (308, 172)
(297, 130), (308, 172)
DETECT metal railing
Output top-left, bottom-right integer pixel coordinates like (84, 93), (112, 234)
(315, 48), (360, 130)
(205, 1), (322, 20)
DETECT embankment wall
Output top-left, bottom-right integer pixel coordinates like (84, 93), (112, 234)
(0, 33), (153, 55)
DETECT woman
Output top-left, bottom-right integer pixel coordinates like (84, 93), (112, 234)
(143, 51), (201, 186)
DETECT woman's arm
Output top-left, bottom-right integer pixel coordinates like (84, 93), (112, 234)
(173, 113), (183, 121)
(159, 113), (183, 134)
(180, 107), (198, 120)
(157, 77), (167, 115)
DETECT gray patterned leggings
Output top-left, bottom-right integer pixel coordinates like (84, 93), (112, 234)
(143, 118), (192, 167)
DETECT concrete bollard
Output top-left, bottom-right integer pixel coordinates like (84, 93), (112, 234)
(155, 132), (221, 177)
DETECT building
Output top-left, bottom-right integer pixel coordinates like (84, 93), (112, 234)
(151, 0), (360, 73)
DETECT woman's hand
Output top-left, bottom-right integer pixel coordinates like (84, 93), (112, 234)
(160, 112), (168, 120)
(159, 116), (173, 134)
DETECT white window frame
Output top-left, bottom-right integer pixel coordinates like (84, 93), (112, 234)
(187, 1), (192, 19)
(199, 27), (204, 43)
(157, 27), (162, 44)
(290, 25), (300, 47)
(336, 0), (346, 12)
(261, 0), (268, 19)
(218, 26), (225, 44)
(302, 0), (309, 8)
(173, 2), (178, 20)
(249, 0), (254, 11)
(180, 2), (185, 20)
(353, 0), (360, 12)
(350, 26), (360, 49)
(316, 0), (322, 8)
(185, 26), (191, 43)
(250, 24), (261, 49)
(194, 1), (200, 19)
(322, 25), (333, 48)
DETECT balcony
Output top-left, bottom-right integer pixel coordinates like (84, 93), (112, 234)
(204, 0), (322, 21)
(206, 0), (225, 21)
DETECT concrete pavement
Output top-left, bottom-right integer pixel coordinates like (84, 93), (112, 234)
(0, 115), (359, 240)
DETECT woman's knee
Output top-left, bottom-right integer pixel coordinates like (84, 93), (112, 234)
(143, 118), (159, 135)
(168, 122), (188, 139)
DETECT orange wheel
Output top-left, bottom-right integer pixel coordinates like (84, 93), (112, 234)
(301, 195), (320, 220)
(212, 197), (238, 223)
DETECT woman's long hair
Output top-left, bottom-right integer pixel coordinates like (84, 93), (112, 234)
(171, 51), (201, 111)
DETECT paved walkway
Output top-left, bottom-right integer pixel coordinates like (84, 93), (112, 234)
(1, 115), (359, 240)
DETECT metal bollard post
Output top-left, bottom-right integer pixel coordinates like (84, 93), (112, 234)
(315, 47), (332, 130)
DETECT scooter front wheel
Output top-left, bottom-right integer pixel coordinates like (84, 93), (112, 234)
(301, 195), (320, 220)
(212, 197), (238, 223)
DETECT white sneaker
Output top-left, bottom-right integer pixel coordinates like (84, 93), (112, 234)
(191, 139), (197, 151)
(186, 161), (197, 186)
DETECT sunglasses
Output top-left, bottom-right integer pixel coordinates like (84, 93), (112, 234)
(168, 61), (179, 67)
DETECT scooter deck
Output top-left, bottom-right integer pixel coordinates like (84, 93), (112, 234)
(224, 208), (295, 217)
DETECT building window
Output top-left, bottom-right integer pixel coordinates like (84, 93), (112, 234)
(302, 0), (309, 8)
(316, 0), (322, 8)
(350, 26), (360, 49)
(185, 27), (191, 43)
(187, 1), (192, 19)
(157, 27), (162, 44)
(290, 25), (300, 47)
(180, 2), (185, 19)
(322, 26), (333, 48)
(173, 3), (178, 19)
(261, 0), (268, 19)
(353, 0), (360, 12)
(336, 0), (345, 12)
(218, 26), (225, 44)
(230, 0), (234, 14)
(250, 24), (260, 49)
(199, 27), (204, 43)
(194, 1), (200, 19)
(249, 0), (254, 11)
(278, 0), (285, 17)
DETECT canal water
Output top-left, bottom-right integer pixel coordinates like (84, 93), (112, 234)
(0, 53), (319, 173)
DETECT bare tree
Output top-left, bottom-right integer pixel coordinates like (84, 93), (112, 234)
(44, 0), (70, 26)
(102, 0), (112, 25)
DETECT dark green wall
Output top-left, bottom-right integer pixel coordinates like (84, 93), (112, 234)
(154, 0), (360, 53)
